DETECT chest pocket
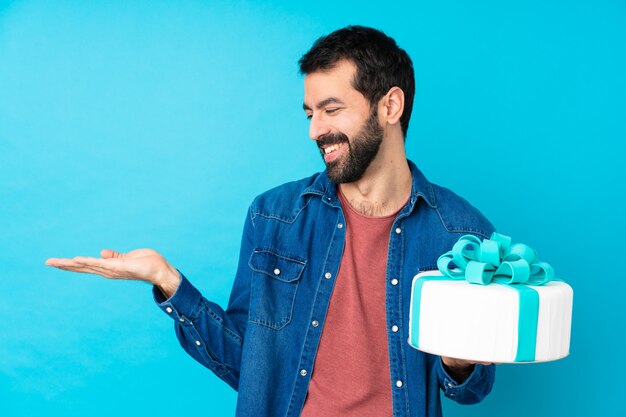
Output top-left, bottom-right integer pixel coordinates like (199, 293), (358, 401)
(248, 250), (306, 330)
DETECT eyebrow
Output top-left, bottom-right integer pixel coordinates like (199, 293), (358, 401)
(302, 97), (345, 111)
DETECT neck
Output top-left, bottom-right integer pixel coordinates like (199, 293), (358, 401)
(339, 145), (412, 217)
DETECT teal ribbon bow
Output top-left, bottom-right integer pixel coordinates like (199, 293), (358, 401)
(436, 232), (555, 286)
(411, 232), (556, 362)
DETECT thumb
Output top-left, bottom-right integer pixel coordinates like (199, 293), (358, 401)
(101, 249), (126, 259)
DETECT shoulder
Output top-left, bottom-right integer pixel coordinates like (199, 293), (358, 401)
(249, 172), (324, 224)
(407, 160), (495, 239)
(430, 183), (495, 239)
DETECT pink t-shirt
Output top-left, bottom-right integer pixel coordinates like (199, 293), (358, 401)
(300, 190), (401, 417)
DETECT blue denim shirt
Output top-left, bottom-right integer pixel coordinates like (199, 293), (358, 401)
(154, 160), (496, 417)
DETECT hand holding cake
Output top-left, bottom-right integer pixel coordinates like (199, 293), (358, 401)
(441, 356), (493, 383)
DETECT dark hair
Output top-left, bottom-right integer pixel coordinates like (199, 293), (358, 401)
(299, 25), (415, 138)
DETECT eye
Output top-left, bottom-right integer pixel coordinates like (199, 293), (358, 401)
(325, 108), (340, 115)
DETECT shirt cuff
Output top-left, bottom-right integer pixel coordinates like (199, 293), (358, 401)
(437, 356), (482, 400)
(153, 270), (203, 320)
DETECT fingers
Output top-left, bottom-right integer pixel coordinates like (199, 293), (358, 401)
(74, 264), (119, 279)
(46, 256), (126, 279)
(100, 249), (125, 259)
(58, 264), (112, 278)
(45, 258), (58, 267)
(46, 258), (78, 267)
(48, 256), (109, 267)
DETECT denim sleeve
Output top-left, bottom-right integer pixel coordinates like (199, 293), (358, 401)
(435, 356), (495, 404)
(152, 206), (255, 391)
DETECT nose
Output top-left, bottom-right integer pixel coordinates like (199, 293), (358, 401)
(309, 113), (331, 141)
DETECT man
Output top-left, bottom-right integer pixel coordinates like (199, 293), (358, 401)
(46, 26), (495, 416)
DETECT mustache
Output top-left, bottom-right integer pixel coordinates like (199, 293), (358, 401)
(316, 132), (349, 149)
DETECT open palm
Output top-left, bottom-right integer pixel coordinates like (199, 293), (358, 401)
(46, 248), (180, 293)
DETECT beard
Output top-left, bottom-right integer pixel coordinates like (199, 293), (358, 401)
(317, 107), (384, 184)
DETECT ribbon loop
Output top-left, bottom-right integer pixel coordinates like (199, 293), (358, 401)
(437, 251), (464, 278)
(493, 260), (530, 284)
(480, 239), (501, 268)
(490, 232), (512, 251)
(503, 243), (537, 264)
(528, 261), (556, 285)
(466, 261), (494, 285)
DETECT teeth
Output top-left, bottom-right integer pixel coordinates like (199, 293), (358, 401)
(324, 144), (341, 154)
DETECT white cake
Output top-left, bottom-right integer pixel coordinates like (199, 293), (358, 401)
(408, 270), (573, 363)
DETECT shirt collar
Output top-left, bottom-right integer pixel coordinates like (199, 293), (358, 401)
(301, 159), (437, 209)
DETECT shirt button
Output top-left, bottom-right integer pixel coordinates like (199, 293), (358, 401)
(337, 223), (343, 229)
(396, 380), (403, 388)
(195, 340), (201, 346)
(395, 227), (402, 234)
(449, 393), (456, 398)
(312, 320), (319, 327)
(447, 382), (454, 388)
(324, 272), (332, 279)
(273, 268), (281, 276)
(165, 307), (173, 313)
(391, 278), (399, 286)
(392, 325), (399, 332)
(300, 369), (307, 376)
(179, 318), (185, 323)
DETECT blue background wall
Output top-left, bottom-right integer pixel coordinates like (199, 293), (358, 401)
(1, 1), (624, 416)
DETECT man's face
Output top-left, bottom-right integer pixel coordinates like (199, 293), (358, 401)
(303, 60), (384, 184)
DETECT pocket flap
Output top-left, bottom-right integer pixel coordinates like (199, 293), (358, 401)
(249, 250), (306, 283)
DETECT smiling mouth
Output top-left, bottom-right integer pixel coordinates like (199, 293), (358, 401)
(323, 143), (342, 154)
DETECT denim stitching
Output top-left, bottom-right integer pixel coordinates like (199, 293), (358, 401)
(433, 206), (491, 239)
(252, 196), (313, 224)
(249, 249), (307, 265)
(185, 322), (231, 376)
(199, 302), (243, 344)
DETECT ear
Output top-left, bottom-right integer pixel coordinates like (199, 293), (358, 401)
(378, 86), (405, 127)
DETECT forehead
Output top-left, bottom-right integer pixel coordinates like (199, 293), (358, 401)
(303, 60), (367, 107)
